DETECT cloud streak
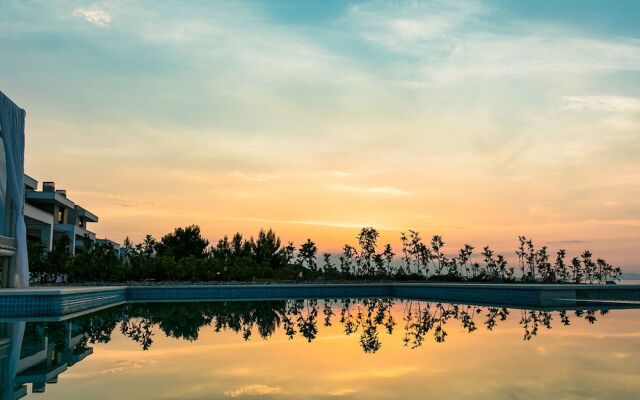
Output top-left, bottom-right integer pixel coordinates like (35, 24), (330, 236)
(331, 184), (410, 196)
(562, 96), (640, 113)
(72, 7), (112, 27)
(224, 384), (282, 398)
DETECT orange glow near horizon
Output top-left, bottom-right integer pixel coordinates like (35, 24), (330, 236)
(22, 156), (640, 269)
(4, 1), (638, 270)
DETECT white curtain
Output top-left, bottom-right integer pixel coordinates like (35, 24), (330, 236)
(0, 90), (29, 288)
(0, 136), (6, 208)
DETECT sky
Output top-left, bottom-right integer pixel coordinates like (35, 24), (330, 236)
(1, 1), (639, 269)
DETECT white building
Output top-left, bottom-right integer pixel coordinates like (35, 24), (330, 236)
(24, 176), (100, 254)
(2, 90), (121, 288)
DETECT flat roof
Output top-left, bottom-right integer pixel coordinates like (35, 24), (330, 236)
(25, 190), (75, 209)
(76, 206), (98, 222)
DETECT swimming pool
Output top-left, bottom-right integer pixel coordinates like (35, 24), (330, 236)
(2, 298), (639, 399)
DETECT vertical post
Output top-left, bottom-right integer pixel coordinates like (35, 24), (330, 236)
(5, 198), (16, 288)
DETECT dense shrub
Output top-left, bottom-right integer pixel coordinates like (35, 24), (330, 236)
(156, 225), (209, 260)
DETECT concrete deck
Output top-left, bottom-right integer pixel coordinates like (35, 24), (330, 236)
(0, 283), (638, 318)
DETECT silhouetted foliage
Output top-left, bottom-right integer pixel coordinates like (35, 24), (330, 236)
(29, 226), (622, 284)
(21, 299), (615, 358)
(297, 239), (318, 272)
(156, 225), (209, 260)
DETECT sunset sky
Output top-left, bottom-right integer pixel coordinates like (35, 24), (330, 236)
(1, 1), (639, 268)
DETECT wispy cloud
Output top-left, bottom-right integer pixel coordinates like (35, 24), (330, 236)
(545, 240), (589, 245)
(228, 171), (280, 182)
(231, 217), (399, 230)
(331, 184), (410, 196)
(326, 170), (353, 178)
(72, 7), (112, 27)
(329, 388), (357, 396)
(562, 95), (640, 113)
(334, 366), (418, 381)
(213, 367), (253, 377)
(73, 191), (160, 208)
(224, 384), (282, 398)
(99, 359), (157, 374)
(347, 1), (485, 53)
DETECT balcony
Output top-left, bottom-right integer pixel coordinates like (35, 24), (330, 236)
(25, 190), (75, 209)
(24, 203), (54, 225)
(54, 224), (96, 241)
(75, 206), (98, 223)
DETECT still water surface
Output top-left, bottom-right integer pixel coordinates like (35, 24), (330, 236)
(3, 299), (640, 399)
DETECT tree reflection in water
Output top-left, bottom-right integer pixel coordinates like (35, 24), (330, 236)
(28, 299), (613, 355)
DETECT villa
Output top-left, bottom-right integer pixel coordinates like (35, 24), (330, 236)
(2, 90), (118, 288)
(24, 175), (99, 254)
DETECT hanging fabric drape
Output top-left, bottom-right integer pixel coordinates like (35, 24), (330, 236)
(1, 321), (26, 399)
(0, 90), (29, 288)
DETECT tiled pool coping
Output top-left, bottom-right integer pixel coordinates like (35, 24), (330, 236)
(0, 283), (639, 318)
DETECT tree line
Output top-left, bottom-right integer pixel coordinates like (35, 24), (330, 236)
(27, 225), (622, 284)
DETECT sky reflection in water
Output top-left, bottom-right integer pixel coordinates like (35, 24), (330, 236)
(5, 300), (640, 399)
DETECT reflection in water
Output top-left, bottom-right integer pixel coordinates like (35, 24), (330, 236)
(0, 299), (619, 398)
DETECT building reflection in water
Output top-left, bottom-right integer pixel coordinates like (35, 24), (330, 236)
(1, 319), (92, 399)
(0, 299), (621, 399)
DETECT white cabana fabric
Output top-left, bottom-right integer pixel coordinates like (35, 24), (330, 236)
(1, 321), (25, 398)
(0, 90), (29, 287)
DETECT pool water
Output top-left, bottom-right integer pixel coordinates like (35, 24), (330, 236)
(2, 299), (639, 399)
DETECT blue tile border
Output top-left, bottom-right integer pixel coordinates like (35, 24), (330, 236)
(126, 284), (392, 302)
(0, 283), (638, 318)
(0, 287), (126, 318)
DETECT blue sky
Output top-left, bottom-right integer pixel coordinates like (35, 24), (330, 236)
(1, 1), (639, 267)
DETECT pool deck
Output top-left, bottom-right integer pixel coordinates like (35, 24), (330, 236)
(0, 283), (639, 318)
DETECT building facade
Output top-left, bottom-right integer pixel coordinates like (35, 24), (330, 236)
(24, 176), (100, 254)
(0, 320), (93, 399)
